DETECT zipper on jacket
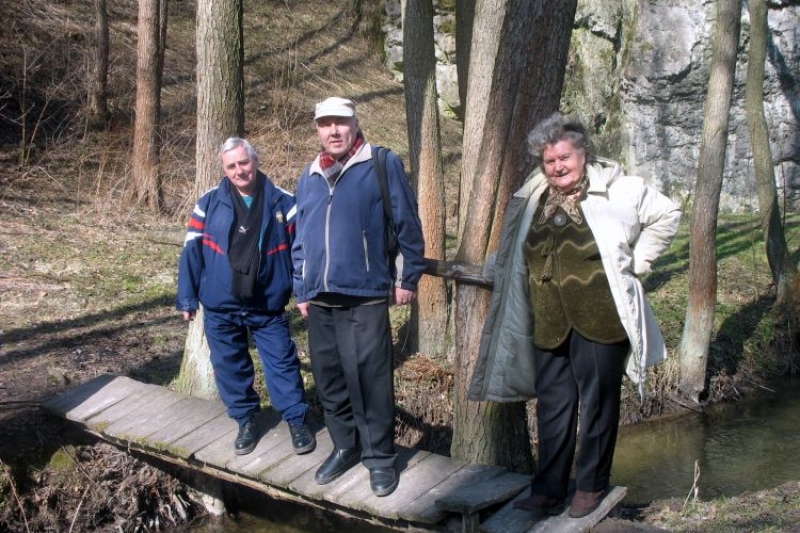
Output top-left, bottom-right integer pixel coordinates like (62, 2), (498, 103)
(323, 188), (334, 292)
(362, 230), (370, 272)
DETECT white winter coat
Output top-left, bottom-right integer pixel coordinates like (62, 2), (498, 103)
(467, 158), (681, 402)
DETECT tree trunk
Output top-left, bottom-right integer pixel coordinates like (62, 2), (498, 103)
(451, 0), (577, 471)
(194, 0), (244, 198)
(87, 0), (108, 130)
(173, 307), (220, 401)
(678, 0), (742, 403)
(402, 0), (448, 358)
(454, 0), (475, 115)
(745, 0), (798, 309)
(158, 0), (168, 82)
(175, 0), (245, 400)
(131, 0), (163, 211)
(456, 0), (505, 238)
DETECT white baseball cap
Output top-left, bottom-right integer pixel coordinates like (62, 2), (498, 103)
(314, 97), (356, 120)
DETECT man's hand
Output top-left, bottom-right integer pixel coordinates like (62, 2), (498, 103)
(297, 301), (310, 318)
(394, 288), (416, 306)
(182, 310), (196, 321)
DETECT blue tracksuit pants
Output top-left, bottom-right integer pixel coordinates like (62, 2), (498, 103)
(203, 309), (307, 426)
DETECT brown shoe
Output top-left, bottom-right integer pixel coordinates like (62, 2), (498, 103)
(568, 488), (608, 518)
(512, 493), (565, 515)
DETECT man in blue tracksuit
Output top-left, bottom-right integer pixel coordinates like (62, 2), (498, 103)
(292, 97), (425, 497)
(176, 137), (314, 457)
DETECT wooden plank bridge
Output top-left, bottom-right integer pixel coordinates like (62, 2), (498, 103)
(42, 375), (625, 533)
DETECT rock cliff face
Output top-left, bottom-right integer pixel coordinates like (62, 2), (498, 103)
(383, 0), (800, 211)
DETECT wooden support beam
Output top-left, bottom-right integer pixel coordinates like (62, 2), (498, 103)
(423, 258), (493, 287)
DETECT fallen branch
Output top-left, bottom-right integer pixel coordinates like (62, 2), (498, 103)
(67, 485), (90, 533)
(1, 459), (32, 533)
(682, 460), (701, 513)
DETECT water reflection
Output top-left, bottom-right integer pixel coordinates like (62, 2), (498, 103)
(612, 377), (800, 503)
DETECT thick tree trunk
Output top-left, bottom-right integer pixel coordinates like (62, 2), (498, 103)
(173, 307), (220, 401)
(451, 0), (577, 471)
(175, 0), (244, 400)
(456, 0), (505, 238)
(745, 0), (798, 308)
(194, 0), (244, 198)
(86, 0), (108, 129)
(131, 0), (163, 211)
(678, 0), (742, 403)
(402, 0), (448, 358)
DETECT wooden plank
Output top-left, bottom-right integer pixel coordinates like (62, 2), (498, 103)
(145, 397), (228, 450)
(340, 452), (467, 522)
(479, 486), (627, 533)
(192, 419), (241, 470)
(84, 383), (167, 429)
(170, 414), (238, 458)
(279, 430), (338, 499)
(436, 470), (531, 514)
(478, 486), (546, 533)
(260, 427), (335, 489)
(43, 375), (145, 423)
(192, 410), (289, 472)
(527, 486), (626, 533)
(225, 411), (294, 478)
(319, 447), (434, 520)
(40, 374), (119, 414)
(103, 393), (189, 442)
(403, 464), (508, 523)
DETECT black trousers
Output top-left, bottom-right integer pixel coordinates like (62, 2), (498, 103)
(307, 301), (396, 469)
(531, 329), (629, 498)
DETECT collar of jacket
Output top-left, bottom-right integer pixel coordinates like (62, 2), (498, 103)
(308, 140), (373, 177)
(219, 170), (278, 206)
(515, 157), (624, 199)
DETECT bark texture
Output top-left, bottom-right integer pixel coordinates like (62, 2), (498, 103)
(176, 0), (244, 400)
(174, 307), (220, 402)
(86, 0), (108, 129)
(194, 0), (244, 198)
(131, 0), (163, 211)
(745, 0), (798, 308)
(678, 0), (742, 403)
(451, 0), (577, 471)
(403, 0), (448, 358)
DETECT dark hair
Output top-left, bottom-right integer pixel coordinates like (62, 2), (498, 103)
(527, 112), (591, 161)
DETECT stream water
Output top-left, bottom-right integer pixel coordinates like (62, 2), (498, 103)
(180, 377), (800, 532)
(612, 376), (800, 503)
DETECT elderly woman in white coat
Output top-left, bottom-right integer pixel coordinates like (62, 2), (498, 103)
(468, 113), (681, 519)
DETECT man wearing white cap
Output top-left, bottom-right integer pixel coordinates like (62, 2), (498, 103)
(292, 97), (425, 497)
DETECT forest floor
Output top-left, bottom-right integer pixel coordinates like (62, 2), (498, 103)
(2, 0), (800, 532)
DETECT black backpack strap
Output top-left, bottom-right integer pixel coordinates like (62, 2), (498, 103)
(372, 146), (398, 257)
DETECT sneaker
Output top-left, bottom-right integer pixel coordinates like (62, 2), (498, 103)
(288, 422), (316, 454)
(234, 416), (259, 455)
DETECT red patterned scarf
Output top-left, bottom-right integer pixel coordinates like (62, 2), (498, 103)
(319, 131), (365, 186)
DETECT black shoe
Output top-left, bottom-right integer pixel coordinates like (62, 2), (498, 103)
(568, 488), (608, 518)
(288, 423), (316, 454)
(314, 447), (361, 485)
(513, 493), (565, 515)
(234, 416), (259, 455)
(369, 467), (398, 497)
